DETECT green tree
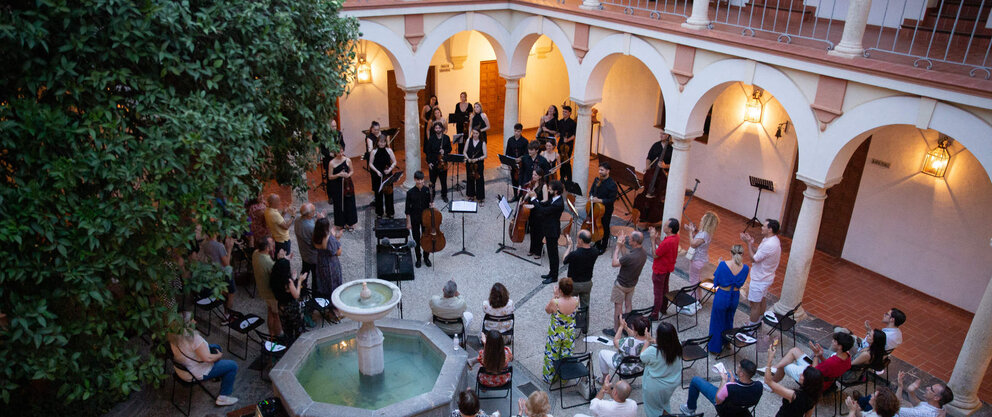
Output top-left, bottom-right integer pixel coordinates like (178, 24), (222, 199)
(0, 0), (357, 413)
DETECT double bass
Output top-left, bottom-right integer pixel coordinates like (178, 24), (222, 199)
(581, 178), (606, 242)
(633, 156), (666, 225)
(420, 194), (446, 253)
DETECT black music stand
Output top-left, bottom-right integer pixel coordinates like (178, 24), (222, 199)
(449, 200), (478, 257)
(378, 171), (403, 195)
(444, 153), (466, 198)
(495, 194), (541, 265)
(745, 175), (774, 231)
(498, 153), (518, 198)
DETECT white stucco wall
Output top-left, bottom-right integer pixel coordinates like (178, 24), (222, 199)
(595, 56), (663, 171)
(518, 36), (570, 130)
(429, 31), (497, 117)
(842, 125), (992, 312)
(339, 42), (393, 158)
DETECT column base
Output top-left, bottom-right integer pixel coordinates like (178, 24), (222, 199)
(772, 301), (807, 321)
(579, 1), (602, 10)
(681, 20), (710, 30)
(944, 401), (981, 416)
(828, 45), (863, 59)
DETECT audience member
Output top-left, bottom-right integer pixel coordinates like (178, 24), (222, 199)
(312, 217), (343, 301)
(765, 344), (823, 417)
(516, 391), (553, 417)
(597, 316), (649, 384)
(482, 282), (514, 336)
(684, 211), (719, 310)
(269, 253), (307, 343)
(451, 389), (489, 417)
(848, 387), (902, 417)
(245, 196), (269, 241)
(707, 244), (749, 354)
(851, 329), (887, 372)
(895, 370), (953, 417)
(641, 322), (682, 416)
(200, 234), (236, 323)
(430, 280), (473, 337)
(468, 330), (513, 388)
(542, 277), (579, 383)
(294, 203), (319, 279)
(680, 358), (763, 416)
(561, 230), (601, 308)
(766, 332), (855, 392)
(252, 237), (282, 337)
(265, 194), (294, 255)
(740, 219), (782, 328)
(168, 312), (239, 406)
(575, 380), (637, 417)
(648, 219), (679, 320)
(855, 308), (905, 353)
(605, 230), (647, 336)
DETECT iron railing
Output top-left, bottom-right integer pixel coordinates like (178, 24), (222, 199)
(600, 0), (692, 19)
(711, 0), (841, 50)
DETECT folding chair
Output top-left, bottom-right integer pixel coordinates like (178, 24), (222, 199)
(193, 295), (225, 336)
(717, 322), (762, 365)
(482, 313), (515, 347)
(253, 329), (288, 377)
(681, 335), (711, 389)
(170, 361), (219, 416)
(662, 283), (701, 332)
(610, 355), (645, 404)
(550, 352), (593, 409)
(476, 365), (513, 409)
(836, 365), (869, 415)
(765, 302), (802, 357)
(624, 306), (656, 322)
(226, 311), (263, 360)
(574, 306), (590, 353)
(432, 315), (466, 347)
(303, 288), (338, 327)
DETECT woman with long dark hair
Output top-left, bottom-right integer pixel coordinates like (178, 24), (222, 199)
(312, 218), (342, 301)
(766, 343), (823, 417)
(468, 329), (513, 388)
(327, 149), (358, 230)
(852, 329), (887, 372)
(640, 322), (682, 416)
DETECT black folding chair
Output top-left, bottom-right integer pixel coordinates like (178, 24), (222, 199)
(170, 361), (219, 416)
(303, 288), (338, 328)
(253, 329), (288, 377)
(550, 352), (593, 409)
(836, 365), (869, 415)
(432, 315), (466, 347)
(226, 311), (264, 360)
(610, 355), (645, 404)
(662, 283), (701, 332)
(476, 365), (513, 408)
(681, 335), (711, 389)
(717, 322), (762, 365)
(193, 295), (225, 336)
(624, 306), (656, 323)
(868, 348), (895, 389)
(574, 306), (590, 353)
(482, 313), (515, 347)
(765, 302), (802, 357)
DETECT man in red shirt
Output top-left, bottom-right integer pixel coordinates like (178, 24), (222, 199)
(765, 332), (855, 391)
(649, 218), (680, 320)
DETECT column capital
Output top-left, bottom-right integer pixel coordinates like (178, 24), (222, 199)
(665, 129), (704, 142)
(569, 98), (599, 108)
(500, 73), (524, 81)
(796, 173), (841, 190)
(671, 137), (692, 151)
(802, 184), (828, 200)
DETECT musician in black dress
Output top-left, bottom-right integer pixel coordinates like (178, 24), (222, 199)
(471, 102), (491, 143)
(537, 105), (559, 144)
(505, 123), (529, 191)
(421, 95), (438, 147)
(518, 141), (550, 201)
(452, 92), (472, 153)
(364, 121), (381, 171)
(406, 171), (434, 268)
(589, 161), (619, 253)
(369, 134), (398, 218)
(317, 120), (345, 187)
(464, 129), (487, 205)
(424, 121), (452, 202)
(527, 168), (550, 260)
(558, 105), (577, 184)
(326, 149), (358, 230)
(527, 180), (565, 284)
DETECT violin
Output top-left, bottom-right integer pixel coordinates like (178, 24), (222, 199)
(420, 195), (446, 254)
(581, 178), (606, 242)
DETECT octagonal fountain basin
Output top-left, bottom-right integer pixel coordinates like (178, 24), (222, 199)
(270, 319), (469, 417)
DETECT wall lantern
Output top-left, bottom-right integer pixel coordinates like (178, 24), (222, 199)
(356, 54), (372, 84)
(744, 88), (763, 124)
(921, 136), (951, 177)
(774, 121), (790, 139)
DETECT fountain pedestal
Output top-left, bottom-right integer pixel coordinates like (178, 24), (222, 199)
(356, 321), (385, 375)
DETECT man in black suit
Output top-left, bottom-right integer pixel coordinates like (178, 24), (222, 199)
(527, 180), (565, 284)
(590, 161), (619, 254)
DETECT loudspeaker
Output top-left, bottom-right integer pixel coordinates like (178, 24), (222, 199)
(374, 218), (409, 240)
(376, 244), (415, 282)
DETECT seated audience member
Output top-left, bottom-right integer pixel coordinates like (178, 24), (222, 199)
(680, 358), (763, 416)
(252, 237), (282, 338)
(269, 252), (307, 343)
(168, 311), (239, 406)
(859, 308), (905, 353)
(764, 344), (823, 417)
(575, 380), (638, 417)
(851, 329), (887, 373)
(430, 280), (473, 337)
(895, 370), (953, 417)
(516, 391), (553, 417)
(597, 316), (649, 384)
(450, 389), (489, 417)
(482, 282), (514, 336)
(846, 387), (901, 417)
(766, 332), (855, 392)
(468, 330), (513, 388)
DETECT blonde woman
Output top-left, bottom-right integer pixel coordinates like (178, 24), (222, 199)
(168, 312), (240, 406)
(471, 102), (491, 143)
(515, 391), (552, 417)
(706, 244), (750, 354)
(685, 211), (719, 310)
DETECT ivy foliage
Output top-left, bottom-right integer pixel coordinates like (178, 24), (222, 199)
(0, 0), (357, 413)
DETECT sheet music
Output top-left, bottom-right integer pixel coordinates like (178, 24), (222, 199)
(450, 200), (478, 213)
(498, 196), (512, 219)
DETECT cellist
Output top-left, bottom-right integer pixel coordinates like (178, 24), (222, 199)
(406, 171), (434, 268)
(424, 120), (451, 203)
(589, 161), (619, 254)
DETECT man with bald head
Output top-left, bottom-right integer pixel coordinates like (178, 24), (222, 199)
(294, 203), (324, 280)
(576, 379), (637, 417)
(561, 229), (602, 308)
(265, 194), (295, 256)
(605, 230), (647, 336)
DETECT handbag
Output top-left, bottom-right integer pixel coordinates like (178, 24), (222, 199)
(685, 246), (697, 261)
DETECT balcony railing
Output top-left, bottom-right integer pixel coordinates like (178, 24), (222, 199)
(600, 0), (692, 19)
(710, 0), (842, 50)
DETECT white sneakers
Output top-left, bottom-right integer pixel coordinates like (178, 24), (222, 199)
(215, 395), (239, 406)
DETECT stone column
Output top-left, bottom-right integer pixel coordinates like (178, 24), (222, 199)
(829, 0), (872, 58)
(661, 135), (693, 224)
(773, 180), (829, 318)
(682, 0), (712, 30)
(502, 77), (521, 151)
(946, 238), (992, 416)
(573, 102), (595, 196)
(402, 88), (422, 189)
(579, 0), (602, 10)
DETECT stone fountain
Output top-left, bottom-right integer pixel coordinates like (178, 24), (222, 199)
(332, 279), (399, 376)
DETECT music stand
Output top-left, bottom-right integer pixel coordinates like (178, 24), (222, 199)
(744, 175), (774, 231)
(498, 153), (518, 198)
(378, 171), (403, 194)
(449, 200), (478, 257)
(495, 195), (541, 265)
(444, 153), (466, 198)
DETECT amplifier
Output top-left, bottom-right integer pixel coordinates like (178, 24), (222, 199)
(376, 244), (415, 282)
(375, 218), (409, 240)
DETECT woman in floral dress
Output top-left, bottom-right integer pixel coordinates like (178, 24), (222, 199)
(541, 277), (579, 383)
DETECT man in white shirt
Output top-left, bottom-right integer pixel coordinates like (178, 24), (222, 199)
(896, 370), (953, 417)
(863, 308), (905, 351)
(429, 280), (473, 337)
(575, 380), (637, 417)
(740, 219), (782, 327)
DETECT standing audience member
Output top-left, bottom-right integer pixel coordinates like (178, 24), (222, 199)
(561, 230), (601, 308)
(641, 322), (683, 416)
(312, 217), (342, 302)
(575, 380), (638, 417)
(684, 211), (719, 310)
(847, 387), (902, 417)
(516, 391), (553, 417)
(740, 219), (782, 327)
(246, 197), (269, 241)
(265, 194), (295, 255)
(482, 283), (514, 336)
(430, 280), (473, 337)
(765, 344), (824, 417)
(168, 312), (239, 406)
(605, 230), (647, 336)
(252, 237), (282, 338)
(269, 253), (307, 343)
(765, 333), (855, 392)
(680, 358), (764, 416)
(542, 277), (579, 383)
(648, 219), (680, 320)
(200, 234), (237, 323)
(707, 245), (750, 354)
(294, 203), (319, 279)
(467, 330), (513, 388)
(895, 370), (953, 417)
(451, 389), (489, 417)
(597, 316), (649, 384)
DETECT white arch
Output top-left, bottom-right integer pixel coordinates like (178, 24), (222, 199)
(576, 33), (679, 111)
(675, 59), (819, 179)
(506, 16), (581, 84)
(358, 20), (414, 87)
(412, 13), (511, 87)
(818, 97), (992, 182)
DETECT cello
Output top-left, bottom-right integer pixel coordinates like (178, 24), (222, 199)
(420, 191), (446, 253)
(581, 178), (606, 242)
(508, 179), (536, 243)
(632, 156), (667, 225)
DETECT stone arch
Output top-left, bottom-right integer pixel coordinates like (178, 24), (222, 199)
(506, 16), (580, 82)
(357, 19), (414, 87)
(576, 33), (679, 112)
(412, 13), (511, 87)
(818, 97), (992, 183)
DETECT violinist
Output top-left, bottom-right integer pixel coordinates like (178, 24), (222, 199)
(537, 105), (559, 142)
(557, 105), (577, 184)
(424, 120), (452, 203)
(527, 180), (565, 285)
(505, 123), (529, 192)
(369, 133), (397, 218)
(421, 95), (439, 147)
(464, 129), (487, 206)
(589, 161), (619, 254)
(364, 121), (381, 167)
(406, 171), (434, 268)
(517, 141), (550, 201)
(645, 131), (673, 173)
(471, 102), (491, 143)
(431, 107), (448, 134)
(452, 92), (472, 153)
(541, 139), (560, 180)
(526, 168), (550, 261)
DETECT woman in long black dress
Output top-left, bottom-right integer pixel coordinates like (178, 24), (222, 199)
(369, 135), (397, 218)
(537, 105), (559, 142)
(421, 95), (438, 147)
(452, 92), (472, 153)
(326, 149), (358, 230)
(527, 168), (550, 259)
(471, 102), (491, 143)
(465, 129), (487, 205)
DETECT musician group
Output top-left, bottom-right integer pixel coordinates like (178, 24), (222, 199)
(337, 92), (674, 275)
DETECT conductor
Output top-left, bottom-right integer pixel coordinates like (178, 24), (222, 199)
(527, 180), (565, 285)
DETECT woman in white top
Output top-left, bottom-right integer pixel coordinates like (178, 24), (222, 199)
(168, 311), (240, 406)
(597, 315), (649, 383)
(685, 210), (719, 306)
(482, 282), (514, 336)
(540, 139), (559, 180)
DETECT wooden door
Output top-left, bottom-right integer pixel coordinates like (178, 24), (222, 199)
(479, 60), (505, 137)
(386, 70), (404, 152)
(417, 66), (437, 149)
(782, 137), (871, 256)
